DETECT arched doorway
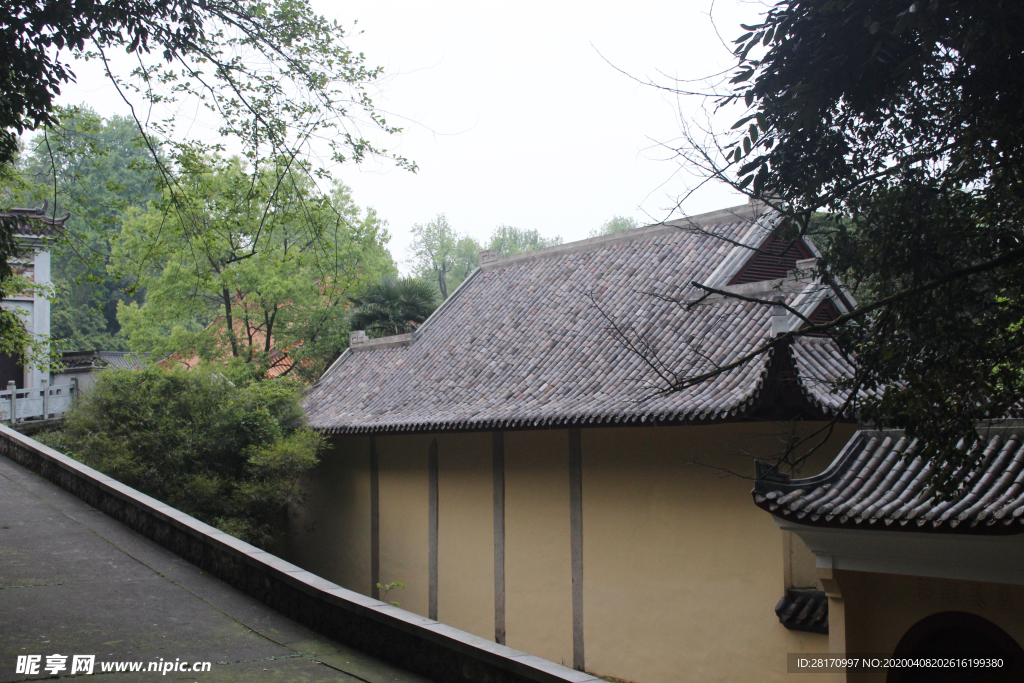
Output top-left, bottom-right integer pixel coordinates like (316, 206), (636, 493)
(887, 611), (1024, 683)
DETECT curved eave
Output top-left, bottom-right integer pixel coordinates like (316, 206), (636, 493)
(753, 429), (1024, 537)
(305, 344), (844, 435)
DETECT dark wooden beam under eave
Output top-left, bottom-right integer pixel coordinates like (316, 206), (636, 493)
(745, 336), (855, 424)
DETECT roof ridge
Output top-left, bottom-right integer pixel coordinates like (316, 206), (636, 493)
(1, 203), (71, 239)
(413, 267), (481, 337)
(480, 202), (768, 272)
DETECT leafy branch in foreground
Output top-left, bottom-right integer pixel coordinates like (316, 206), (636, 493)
(2, 0), (412, 173)
(3, 1), (413, 361)
(654, 0), (1024, 492)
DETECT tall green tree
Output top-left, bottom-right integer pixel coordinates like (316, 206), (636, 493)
(667, 0), (1024, 487)
(488, 225), (562, 257)
(114, 153), (393, 382)
(408, 215), (481, 299)
(409, 218), (564, 298)
(2, 0), (411, 362)
(21, 106), (160, 350)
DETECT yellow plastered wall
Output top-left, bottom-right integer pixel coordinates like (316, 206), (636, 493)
(285, 421), (855, 683)
(436, 432), (495, 640)
(376, 434), (433, 617)
(285, 435), (371, 594)
(504, 430), (574, 667)
(838, 570), (1024, 683)
(580, 422), (852, 683)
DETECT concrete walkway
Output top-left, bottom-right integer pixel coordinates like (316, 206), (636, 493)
(0, 454), (432, 682)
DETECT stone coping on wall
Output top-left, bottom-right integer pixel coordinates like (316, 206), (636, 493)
(0, 423), (599, 683)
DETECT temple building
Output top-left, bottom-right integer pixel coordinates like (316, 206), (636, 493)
(291, 202), (870, 682)
(754, 426), (1024, 682)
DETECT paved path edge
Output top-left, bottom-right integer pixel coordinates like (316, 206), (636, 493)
(0, 423), (598, 683)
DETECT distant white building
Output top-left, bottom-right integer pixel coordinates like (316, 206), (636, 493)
(0, 204), (67, 389)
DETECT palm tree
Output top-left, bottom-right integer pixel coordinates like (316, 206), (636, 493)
(350, 276), (439, 338)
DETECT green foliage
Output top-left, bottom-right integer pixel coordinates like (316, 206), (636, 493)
(409, 218), (563, 299)
(40, 366), (324, 547)
(0, 0), (411, 172)
(20, 106), (160, 351)
(375, 581), (405, 607)
(408, 215), (481, 299)
(350, 275), (438, 337)
(713, 0), (1024, 489)
(113, 153), (394, 382)
(589, 216), (639, 238)
(0, 165), (59, 367)
(487, 225), (562, 257)
(2, 0), (411, 367)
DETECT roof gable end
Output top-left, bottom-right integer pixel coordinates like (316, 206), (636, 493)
(728, 234), (814, 285)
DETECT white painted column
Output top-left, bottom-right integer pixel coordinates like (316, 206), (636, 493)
(817, 556), (847, 683)
(29, 249), (51, 389)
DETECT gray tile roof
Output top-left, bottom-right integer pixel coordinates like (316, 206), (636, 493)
(60, 351), (147, 371)
(0, 204), (69, 238)
(775, 589), (828, 634)
(98, 351), (147, 370)
(303, 205), (857, 434)
(753, 427), (1024, 535)
(791, 336), (866, 417)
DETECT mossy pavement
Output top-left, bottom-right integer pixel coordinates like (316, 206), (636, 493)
(0, 454), (431, 683)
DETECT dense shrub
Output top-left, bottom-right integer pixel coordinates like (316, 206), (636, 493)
(40, 366), (324, 547)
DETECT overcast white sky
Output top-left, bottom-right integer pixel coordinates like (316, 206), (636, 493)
(56, 0), (762, 271)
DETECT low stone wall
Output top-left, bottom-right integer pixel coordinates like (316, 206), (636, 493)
(0, 424), (596, 683)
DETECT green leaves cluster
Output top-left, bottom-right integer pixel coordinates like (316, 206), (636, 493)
(19, 106), (160, 351)
(113, 152), (394, 382)
(350, 275), (438, 338)
(408, 216), (562, 299)
(714, 0), (1024, 488)
(1, 0), (410, 172)
(40, 366), (325, 547)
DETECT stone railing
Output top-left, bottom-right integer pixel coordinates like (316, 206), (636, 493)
(0, 424), (597, 683)
(0, 379), (77, 423)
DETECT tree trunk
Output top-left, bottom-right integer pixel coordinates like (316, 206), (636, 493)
(222, 289), (239, 357)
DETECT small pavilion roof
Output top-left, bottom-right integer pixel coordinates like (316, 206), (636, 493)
(303, 204), (858, 434)
(60, 351), (148, 371)
(753, 425), (1024, 536)
(0, 203), (70, 238)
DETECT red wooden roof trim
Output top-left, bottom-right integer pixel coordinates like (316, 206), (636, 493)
(728, 234), (814, 286)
